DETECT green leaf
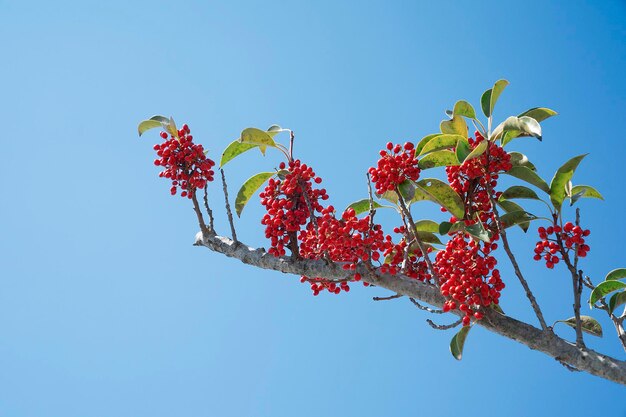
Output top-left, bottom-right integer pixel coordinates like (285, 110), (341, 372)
(266, 124), (289, 138)
(378, 190), (398, 205)
(418, 150), (460, 169)
(489, 79), (509, 117)
(608, 291), (626, 315)
(220, 139), (258, 167)
(450, 325), (471, 360)
(415, 133), (441, 156)
(497, 200), (530, 232)
(165, 117), (179, 139)
(440, 115), (468, 138)
(509, 152), (537, 171)
(589, 280), (626, 307)
(149, 115), (169, 123)
(137, 119), (164, 136)
(235, 172), (275, 217)
(453, 100), (476, 119)
(415, 231), (443, 245)
(549, 154), (587, 212)
(414, 220), (440, 234)
(346, 199), (388, 216)
(480, 88), (492, 118)
(505, 166), (550, 194)
(465, 221), (491, 243)
(570, 185), (604, 205)
(419, 134), (463, 156)
(518, 107), (558, 123)
(491, 116), (542, 145)
(415, 178), (465, 219)
(398, 180), (417, 201)
(606, 268), (626, 281)
(239, 128), (277, 155)
(455, 137), (472, 163)
(554, 316), (603, 337)
(499, 186), (540, 201)
(499, 210), (538, 229)
(438, 221), (464, 235)
(464, 140), (488, 162)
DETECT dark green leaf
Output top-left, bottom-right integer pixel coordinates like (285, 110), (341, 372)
(415, 133), (441, 156)
(235, 172), (275, 217)
(416, 178), (465, 219)
(220, 139), (258, 167)
(438, 221), (464, 235)
(464, 140), (488, 162)
(414, 220), (440, 234)
(346, 199), (388, 216)
(419, 134), (463, 156)
(497, 200), (530, 232)
(455, 137), (472, 163)
(480, 88), (492, 118)
(555, 316), (603, 337)
(137, 119), (163, 136)
(608, 291), (626, 315)
(549, 154), (587, 212)
(440, 115), (468, 138)
(509, 152), (537, 171)
(518, 107), (558, 123)
(606, 268), (626, 281)
(505, 166), (550, 194)
(500, 186), (540, 201)
(465, 221), (491, 242)
(499, 210), (538, 229)
(589, 280), (626, 307)
(450, 326), (471, 360)
(453, 100), (476, 119)
(418, 150), (460, 169)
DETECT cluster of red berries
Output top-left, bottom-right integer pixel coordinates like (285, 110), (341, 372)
(435, 232), (504, 326)
(369, 142), (421, 194)
(153, 124), (216, 198)
(533, 222), (591, 268)
(379, 226), (432, 281)
(259, 160), (328, 257)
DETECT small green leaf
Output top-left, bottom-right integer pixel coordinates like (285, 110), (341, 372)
(554, 316), (603, 337)
(440, 115), (468, 138)
(490, 79), (509, 117)
(414, 220), (440, 234)
(345, 199), (388, 216)
(418, 150), (460, 169)
(608, 291), (626, 315)
(505, 166), (550, 194)
(518, 107), (558, 123)
(569, 185), (604, 205)
(415, 133), (441, 156)
(239, 128), (277, 153)
(509, 152), (537, 171)
(450, 326), (471, 360)
(165, 117), (179, 139)
(453, 100), (476, 119)
(266, 124), (289, 137)
(550, 154), (587, 212)
(465, 221), (491, 242)
(497, 200), (530, 232)
(499, 186), (540, 201)
(606, 268), (626, 281)
(491, 116), (542, 145)
(416, 178), (465, 219)
(589, 280), (626, 307)
(480, 88), (492, 118)
(235, 172), (275, 217)
(499, 210), (538, 229)
(220, 139), (258, 167)
(455, 137), (472, 163)
(138, 119), (164, 136)
(464, 140), (488, 162)
(438, 221), (464, 235)
(419, 134), (463, 156)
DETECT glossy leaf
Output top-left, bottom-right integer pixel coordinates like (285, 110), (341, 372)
(464, 140), (488, 162)
(455, 137), (472, 163)
(509, 152), (537, 171)
(608, 291), (626, 315)
(418, 150), (460, 169)
(465, 221), (491, 242)
(589, 280), (626, 307)
(416, 178), (465, 219)
(235, 172), (275, 217)
(499, 210), (538, 229)
(415, 133), (441, 156)
(499, 186), (540, 201)
(491, 116), (542, 145)
(345, 199), (388, 216)
(555, 316), (603, 337)
(505, 166), (550, 194)
(414, 220), (440, 234)
(419, 134), (463, 156)
(439, 221), (464, 235)
(489, 79), (509, 117)
(137, 119), (164, 136)
(606, 268), (626, 281)
(450, 326), (471, 360)
(570, 185), (604, 205)
(453, 100), (476, 119)
(440, 115), (468, 138)
(220, 139), (258, 167)
(518, 107), (558, 123)
(549, 154), (587, 212)
(480, 88), (492, 118)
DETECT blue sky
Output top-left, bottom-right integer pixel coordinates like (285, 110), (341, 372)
(1, 0), (625, 416)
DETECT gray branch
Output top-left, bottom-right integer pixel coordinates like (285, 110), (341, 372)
(194, 232), (626, 386)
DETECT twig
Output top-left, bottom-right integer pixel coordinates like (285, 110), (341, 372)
(409, 298), (444, 314)
(220, 169), (238, 243)
(426, 318), (462, 330)
(203, 184), (215, 233)
(191, 191), (210, 237)
(373, 293), (403, 301)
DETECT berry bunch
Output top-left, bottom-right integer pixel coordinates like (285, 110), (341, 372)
(153, 124), (216, 198)
(435, 232), (504, 326)
(533, 222), (591, 268)
(379, 226), (432, 281)
(369, 142), (421, 194)
(259, 160), (328, 257)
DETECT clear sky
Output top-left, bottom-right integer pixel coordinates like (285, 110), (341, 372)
(1, 0), (625, 416)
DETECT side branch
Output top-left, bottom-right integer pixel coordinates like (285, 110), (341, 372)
(195, 232), (626, 386)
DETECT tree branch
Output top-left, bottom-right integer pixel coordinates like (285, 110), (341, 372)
(194, 232), (626, 386)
